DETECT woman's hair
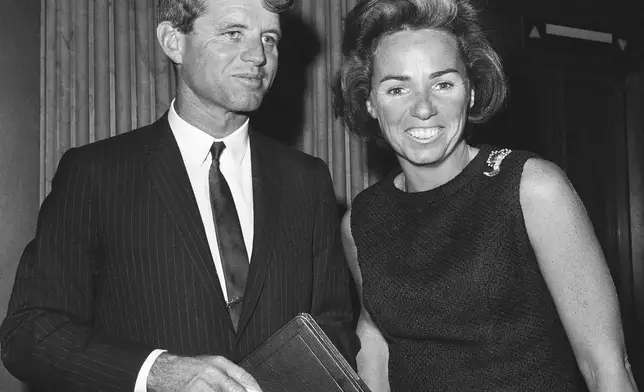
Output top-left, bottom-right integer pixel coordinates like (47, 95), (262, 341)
(156, 0), (294, 34)
(335, 0), (507, 139)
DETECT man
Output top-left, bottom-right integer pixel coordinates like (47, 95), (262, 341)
(0, 0), (358, 390)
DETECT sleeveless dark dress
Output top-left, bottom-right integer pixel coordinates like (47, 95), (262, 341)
(350, 145), (583, 391)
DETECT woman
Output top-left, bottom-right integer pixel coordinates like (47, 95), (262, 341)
(335, 0), (639, 391)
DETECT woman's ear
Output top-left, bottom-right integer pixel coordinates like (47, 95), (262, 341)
(366, 98), (376, 119)
(156, 22), (185, 65)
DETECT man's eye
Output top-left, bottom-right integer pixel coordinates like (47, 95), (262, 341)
(224, 31), (242, 40)
(262, 36), (278, 46)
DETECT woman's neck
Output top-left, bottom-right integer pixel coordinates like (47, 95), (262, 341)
(401, 144), (477, 193)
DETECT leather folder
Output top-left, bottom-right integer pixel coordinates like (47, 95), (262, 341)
(239, 313), (371, 392)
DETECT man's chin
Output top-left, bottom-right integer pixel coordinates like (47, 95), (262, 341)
(233, 97), (266, 113)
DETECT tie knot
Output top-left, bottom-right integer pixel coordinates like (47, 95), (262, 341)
(210, 141), (226, 163)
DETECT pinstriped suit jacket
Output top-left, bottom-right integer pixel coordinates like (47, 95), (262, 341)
(0, 114), (359, 391)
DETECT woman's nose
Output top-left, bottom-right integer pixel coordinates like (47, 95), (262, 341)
(411, 93), (437, 120)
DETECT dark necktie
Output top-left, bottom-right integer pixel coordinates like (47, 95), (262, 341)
(209, 141), (249, 331)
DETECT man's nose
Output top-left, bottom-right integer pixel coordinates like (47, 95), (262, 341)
(240, 38), (267, 66)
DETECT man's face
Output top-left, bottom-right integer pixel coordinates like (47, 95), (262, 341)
(178, 0), (281, 116)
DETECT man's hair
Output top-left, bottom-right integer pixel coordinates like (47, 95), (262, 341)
(335, 0), (507, 140)
(156, 0), (295, 34)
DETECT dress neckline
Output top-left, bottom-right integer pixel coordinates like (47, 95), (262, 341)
(382, 144), (493, 205)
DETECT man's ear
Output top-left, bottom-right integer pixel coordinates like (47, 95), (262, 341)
(156, 22), (184, 65)
(469, 87), (475, 109)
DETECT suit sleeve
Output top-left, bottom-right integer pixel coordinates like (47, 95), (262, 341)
(0, 148), (153, 391)
(309, 158), (360, 370)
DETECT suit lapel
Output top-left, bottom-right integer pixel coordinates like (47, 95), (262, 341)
(236, 130), (283, 337)
(146, 114), (228, 312)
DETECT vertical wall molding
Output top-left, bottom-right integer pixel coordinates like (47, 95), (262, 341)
(40, 0), (374, 205)
(625, 72), (644, 383)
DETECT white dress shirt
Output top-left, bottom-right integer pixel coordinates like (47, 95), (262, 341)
(134, 100), (254, 391)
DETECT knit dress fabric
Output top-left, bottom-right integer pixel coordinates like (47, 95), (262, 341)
(350, 145), (582, 391)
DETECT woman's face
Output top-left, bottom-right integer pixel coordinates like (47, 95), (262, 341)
(367, 28), (474, 168)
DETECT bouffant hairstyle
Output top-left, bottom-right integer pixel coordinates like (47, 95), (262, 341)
(335, 0), (507, 139)
(156, 0), (294, 34)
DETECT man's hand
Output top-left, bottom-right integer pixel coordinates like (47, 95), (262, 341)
(147, 352), (262, 392)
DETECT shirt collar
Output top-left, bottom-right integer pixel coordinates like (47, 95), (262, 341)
(168, 99), (250, 167)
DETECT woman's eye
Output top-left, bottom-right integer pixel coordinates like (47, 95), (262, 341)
(387, 87), (404, 95)
(435, 82), (454, 91)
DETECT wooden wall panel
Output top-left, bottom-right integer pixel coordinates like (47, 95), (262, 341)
(40, 0), (373, 206)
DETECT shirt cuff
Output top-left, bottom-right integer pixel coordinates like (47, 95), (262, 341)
(134, 349), (167, 392)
